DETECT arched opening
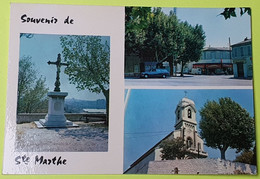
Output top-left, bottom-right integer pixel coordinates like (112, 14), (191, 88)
(186, 137), (193, 148)
(188, 108), (192, 118)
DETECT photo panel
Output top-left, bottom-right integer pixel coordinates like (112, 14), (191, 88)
(16, 33), (110, 152)
(125, 7), (253, 88)
(124, 89), (256, 174)
(3, 3), (124, 174)
(124, 6), (256, 175)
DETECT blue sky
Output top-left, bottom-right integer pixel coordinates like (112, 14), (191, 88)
(163, 8), (251, 47)
(19, 34), (109, 100)
(124, 89), (255, 171)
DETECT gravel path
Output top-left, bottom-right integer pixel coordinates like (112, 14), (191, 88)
(15, 122), (108, 152)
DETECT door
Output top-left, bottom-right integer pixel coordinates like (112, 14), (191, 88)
(237, 62), (244, 78)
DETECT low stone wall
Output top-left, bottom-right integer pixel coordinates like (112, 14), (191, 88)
(17, 113), (105, 124)
(147, 159), (257, 175)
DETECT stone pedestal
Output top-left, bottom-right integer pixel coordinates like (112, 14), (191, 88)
(35, 92), (77, 128)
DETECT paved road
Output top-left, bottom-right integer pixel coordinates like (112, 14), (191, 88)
(125, 75), (253, 88)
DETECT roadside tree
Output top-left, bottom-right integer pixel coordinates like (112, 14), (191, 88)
(199, 97), (255, 160)
(178, 22), (205, 76)
(125, 7), (151, 55)
(143, 9), (184, 76)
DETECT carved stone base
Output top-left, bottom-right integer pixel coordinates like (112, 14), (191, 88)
(35, 91), (78, 128)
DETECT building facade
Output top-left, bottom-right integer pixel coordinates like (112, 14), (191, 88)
(192, 47), (232, 75)
(231, 38), (252, 78)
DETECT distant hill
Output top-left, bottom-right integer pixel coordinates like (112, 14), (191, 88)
(64, 98), (106, 113)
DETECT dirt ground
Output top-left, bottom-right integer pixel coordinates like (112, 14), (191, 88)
(15, 122), (108, 152)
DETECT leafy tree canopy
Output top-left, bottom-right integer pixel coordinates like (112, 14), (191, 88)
(159, 137), (188, 160)
(18, 56), (48, 113)
(60, 35), (109, 97)
(178, 22), (205, 76)
(199, 97), (255, 160)
(234, 147), (256, 165)
(220, 8), (251, 20)
(60, 35), (110, 123)
(125, 7), (152, 55)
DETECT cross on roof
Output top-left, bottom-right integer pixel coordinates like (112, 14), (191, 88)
(47, 53), (68, 92)
(184, 91), (188, 97)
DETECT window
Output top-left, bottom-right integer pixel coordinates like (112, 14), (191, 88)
(198, 143), (201, 149)
(187, 137), (193, 148)
(248, 46), (251, 56)
(202, 52), (206, 60)
(216, 51), (220, 59)
(207, 51), (212, 59)
(211, 52), (216, 59)
(240, 47), (244, 57)
(188, 109), (192, 118)
(234, 48), (238, 57)
(224, 51), (231, 59)
(232, 50), (235, 58)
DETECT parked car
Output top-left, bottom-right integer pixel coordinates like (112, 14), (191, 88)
(140, 69), (170, 78)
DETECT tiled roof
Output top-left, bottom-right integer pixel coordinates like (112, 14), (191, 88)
(231, 38), (252, 47)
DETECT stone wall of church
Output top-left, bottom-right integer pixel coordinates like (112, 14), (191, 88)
(147, 159), (257, 174)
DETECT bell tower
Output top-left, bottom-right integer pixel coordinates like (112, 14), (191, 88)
(175, 97), (197, 130)
(173, 97), (208, 158)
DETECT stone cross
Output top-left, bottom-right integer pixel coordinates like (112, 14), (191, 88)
(47, 54), (69, 92)
(184, 91), (188, 97)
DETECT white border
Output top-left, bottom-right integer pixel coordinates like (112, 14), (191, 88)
(3, 3), (124, 174)
(125, 86), (253, 89)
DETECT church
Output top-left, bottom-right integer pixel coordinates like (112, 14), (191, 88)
(125, 97), (208, 174)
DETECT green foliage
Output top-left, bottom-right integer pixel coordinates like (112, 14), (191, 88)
(60, 35), (110, 124)
(234, 150), (255, 165)
(199, 97), (255, 160)
(125, 7), (152, 55)
(142, 8), (180, 62)
(18, 56), (49, 113)
(125, 7), (206, 76)
(178, 22), (205, 76)
(19, 77), (49, 113)
(159, 137), (188, 160)
(234, 145), (256, 165)
(220, 8), (251, 20)
(60, 35), (109, 98)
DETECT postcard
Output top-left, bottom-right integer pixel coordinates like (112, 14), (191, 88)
(3, 3), (124, 174)
(3, 3), (257, 175)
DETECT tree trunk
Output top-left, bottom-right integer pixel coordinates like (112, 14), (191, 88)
(168, 57), (173, 76)
(220, 148), (226, 160)
(180, 61), (184, 77)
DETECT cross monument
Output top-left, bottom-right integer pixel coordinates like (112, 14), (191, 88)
(35, 54), (77, 128)
(47, 53), (68, 92)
